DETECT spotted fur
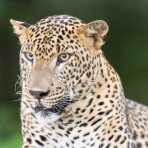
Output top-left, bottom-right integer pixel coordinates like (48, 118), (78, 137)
(10, 15), (148, 148)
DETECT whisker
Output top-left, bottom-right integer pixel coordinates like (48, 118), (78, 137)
(16, 91), (22, 95)
(23, 93), (33, 100)
(12, 98), (21, 102)
(15, 75), (21, 92)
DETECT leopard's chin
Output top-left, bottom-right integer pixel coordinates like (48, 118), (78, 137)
(35, 109), (60, 124)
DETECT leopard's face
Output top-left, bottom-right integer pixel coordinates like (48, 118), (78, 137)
(11, 15), (108, 119)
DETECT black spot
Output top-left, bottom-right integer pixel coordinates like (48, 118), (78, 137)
(56, 132), (63, 137)
(79, 123), (88, 127)
(114, 135), (121, 142)
(77, 129), (82, 133)
(67, 127), (73, 133)
(90, 142), (95, 147)
(99, 143), (104, 148)
(27, 138), (32, 144)
(40, 135), (47, 141)
(91, 118), (102, 126)
(35, 140), (44, 146)
(98, 101), (104, 106)
(118, 126), (123, 131)
(70, 40), (74, 43)
(73, 136), (79, 140)
(66, 119), (74, 124)
(133, 131), (137, 140)
(88, 116), (95, 122)
(82, 56), (85, 61)
(105, 109), (112, 115)
(83, 132), (89, 137)
(145, 141), (148, 147)
(120, 136), (126, 144)
(86, 72), (91, 78)
(76, 76), (79, 80)
(57, 38), (61, 43)
(81, 109), (86, 113)
(106, 143), (111, 148)
(108, 135), (114, 140)
(58, 35), (64, 40)
(97, 94), (101, 98)
(140, 132), (145, 138)
(137, 143), (142, 148)
(58, 124), (64, 130)
(82, 139), (86, 143)
(97, 111), (105, 116)
(86, 98), (93, 107)
(105, 95), (109, 98)
(52, 138), (58, 143)
(62, 30), (65, 35)
(107, 84), (110, 88)
(93, 125), (101, 131)
(105, 78), (108, 82)
(66, 142), (70, 147)
(82, 96), (87, 100)
(89, 108), (94, 113)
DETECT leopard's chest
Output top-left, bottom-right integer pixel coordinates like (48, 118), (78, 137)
(22, 118), (103, 148)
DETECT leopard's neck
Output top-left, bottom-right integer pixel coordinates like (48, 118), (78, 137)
(69, 51), (127, 119)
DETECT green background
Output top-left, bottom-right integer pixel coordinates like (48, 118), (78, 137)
(0, 0), (148, 147)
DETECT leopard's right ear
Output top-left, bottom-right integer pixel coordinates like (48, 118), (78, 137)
(10, 19), (30, 44)
(10, 19), (30, 35)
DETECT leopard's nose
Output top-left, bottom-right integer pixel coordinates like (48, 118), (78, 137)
(29, 90), (49, 100)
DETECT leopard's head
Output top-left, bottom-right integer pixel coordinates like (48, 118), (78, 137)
(10, 15), (108, 119)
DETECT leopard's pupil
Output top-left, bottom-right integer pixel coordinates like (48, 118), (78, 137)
(61, 54), (67, 59)
(28, 53), (33, 58)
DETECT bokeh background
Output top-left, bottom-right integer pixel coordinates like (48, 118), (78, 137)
(0, 0), (148, 147)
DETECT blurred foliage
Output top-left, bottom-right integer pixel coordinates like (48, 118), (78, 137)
(0, 0), (148, 147)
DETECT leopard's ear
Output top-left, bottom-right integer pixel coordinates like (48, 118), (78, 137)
(79, 20), (109, 55)
(10, 19), (30, 44)
(10, 19), (30, 35)
(87, 20), (109, 38)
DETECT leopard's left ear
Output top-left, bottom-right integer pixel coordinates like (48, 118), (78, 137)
(10, 19), (30, 44)
(79, 20), (109, 55)
(87, 20), (109, 38)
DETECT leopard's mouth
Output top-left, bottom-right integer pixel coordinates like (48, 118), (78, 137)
(34, 95), (73, 115)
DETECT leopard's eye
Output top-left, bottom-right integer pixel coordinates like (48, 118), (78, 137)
(23, 52), (34, 63)
(57, 53), (71, 64)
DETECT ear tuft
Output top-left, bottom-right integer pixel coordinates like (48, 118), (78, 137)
(10, 19), (29, 36)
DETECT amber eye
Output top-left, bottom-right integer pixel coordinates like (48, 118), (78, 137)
(23, 52), (34, 63)
(57, 53), (71, 64)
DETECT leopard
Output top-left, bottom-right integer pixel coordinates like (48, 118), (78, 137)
(10, 15), (148, 148)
